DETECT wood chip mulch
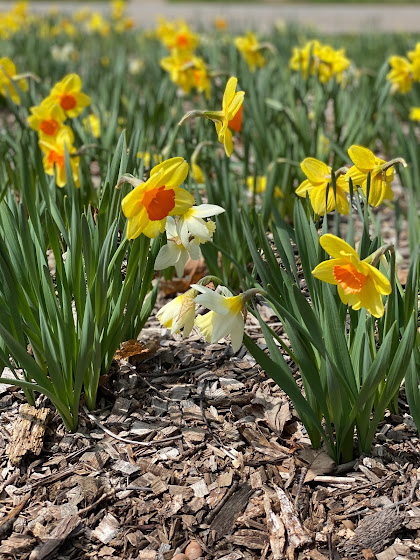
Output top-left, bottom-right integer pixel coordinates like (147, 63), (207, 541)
(1, 309), (420, 560)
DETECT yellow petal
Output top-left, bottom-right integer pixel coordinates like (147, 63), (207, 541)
(301, 158), (330, 182)
(310, 185), (328, 215)
(295, 179), (315, 196)
(358, 276), (385, 318)
(171, 187), (195, 215)
(223, 127), (234, 157)
(319, 234), (359, 259)
(223, 77), (238, 112)
(121, 185), (144, 218)
(366, 264), (392, 295)
(126, 208), (149, 239)
(348, 145), (375, 171)
(312, 259), (338, 284)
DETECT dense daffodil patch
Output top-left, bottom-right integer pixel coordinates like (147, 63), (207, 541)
(0, 2), (419, 463)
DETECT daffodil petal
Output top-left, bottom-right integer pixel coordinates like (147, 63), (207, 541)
(301, 158), (330, 182)
(319, 234), (359, 259)
(348, 145), (376, 170)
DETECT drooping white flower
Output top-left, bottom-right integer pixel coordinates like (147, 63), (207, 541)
(192, 285), (245, 352)
(179, 204), (225, 247)
(156, 288), (197, 338)
(154, 217), (201, 277)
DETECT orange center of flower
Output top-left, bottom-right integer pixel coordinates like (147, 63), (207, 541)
(228, 105), (243, 133)
(47, 149), (64, 168)
(60, 93), (77, 111)
(193, 70), (201, 86)
(176, 33), (189, 48)
(333, 263), (367, 294)
(142, 185), (175, 221)
(39, 118), (59, 136)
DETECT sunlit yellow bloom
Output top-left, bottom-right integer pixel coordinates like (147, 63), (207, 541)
(0, 57), (28, 105)
(235, 32), (267, 72)
(211, 77), (245, 157)
(409, 107), (420, 122)
(387, 56), (413, 94)
(111, 0), (126, 20)
(120, 157), (194, 240)
(49, 73), (91, 118)
(193, 285), (246, 352)
(156, 17), (199, 54)
(312, 234), (391, 318)
(39, 128), (80, 188)
(161, 54), (210, 97)
(408, 42), (420, 81)
(247, 176), (283, 198)
(86, 12), (111, 36)
(289, 40), (350, 83)
(345, 145), (394, 207)
(73, 7), (92, 23)
(296, 158), (349, 215)
(83, 114), (101, 138)
(157, 288), (197, 338)
(192, 163), (205, 184)
(28, 99), (66, 137)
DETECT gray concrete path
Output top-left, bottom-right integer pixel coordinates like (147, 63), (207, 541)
(1, 2), (420, 34)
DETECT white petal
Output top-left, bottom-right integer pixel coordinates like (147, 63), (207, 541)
(187, 217), (210, 240)
(179, 218), (191, 247)
(229, 314), (245, 352)
(211, 311), (242, 343)
(165, 216), (178, 237)
(191, 204), (225, 218)
(154, 243), (180, 271)
(187, 242), (201, 261)
(194, 291), (230, 314)
(174, 249), (189, 277)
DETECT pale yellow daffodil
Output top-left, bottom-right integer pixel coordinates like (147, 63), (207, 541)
(157, 287), (198, 338)
(387, 56), (413, 94)
(312, 234), (391, 318)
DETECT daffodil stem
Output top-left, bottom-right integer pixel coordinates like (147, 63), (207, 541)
(382, 158), (407, 172)
(178, 110), (224, 126)
(196, 275), (223, 287)
(191, 141), (217, 164)
(366, 244), (394, 267)
(243, 287), (267, 301)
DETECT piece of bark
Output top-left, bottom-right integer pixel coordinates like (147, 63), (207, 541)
(0, 493), (31, 536)
(210, 483), (253, 538)
(275, 485), (312, 549)
(7, 404), (49, 465)
(92, 513), (120, 545)
(29, 515), (80, 560)
(341, 508), (405, 557)
(264, 492), (285, 559)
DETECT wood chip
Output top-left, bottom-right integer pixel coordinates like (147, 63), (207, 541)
(29, 515), (80, 560)
(92, 513), (120, 545)
(275, 485), (312, 549)
(7, 404), (49, 465)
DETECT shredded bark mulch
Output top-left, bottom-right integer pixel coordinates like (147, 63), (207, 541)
(1, 308), (420, 560)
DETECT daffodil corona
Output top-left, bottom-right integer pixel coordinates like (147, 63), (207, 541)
(120, 157), (194, 239)
(312, 234), (392, 318)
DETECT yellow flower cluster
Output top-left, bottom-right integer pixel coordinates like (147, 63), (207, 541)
(27, 73), (92, 188)
(0, 2), (29, 40)
(158, 17), (211, 98)
(296, 145), (404, 215)
(234, 32), (267, 73)
(387, 42), (420, 94)
(290, 40), (350, 84)
(0, 57), (28, 105)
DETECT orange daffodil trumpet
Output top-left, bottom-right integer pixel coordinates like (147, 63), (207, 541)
(179, 77), (245, 157)
(312, 234), (392, 318)
(119, 157), (195, 239)
(48, 73), (91, 118)
(296, 157), (349, 215)
(345, 145), (406, 207)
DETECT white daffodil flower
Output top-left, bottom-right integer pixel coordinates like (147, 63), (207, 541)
(192, 285), (245, 352)
(179, 204), (225, 247)
(154, 217), (201, 277)
(156, 288), (197, 338)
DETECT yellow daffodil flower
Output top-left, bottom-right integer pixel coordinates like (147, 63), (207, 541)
(83, 114), (101, 138)
(86, 12), (111, 37)
(247, 176), (284, 198)
(160, 54), (210, 98)
(0, 57), (28, 105)
(312, 234), (391, 318)
(39, 127), (80, 188)
(409, 107), (420, 122)
(156, 17), (199, 54)
(345, 145), (406, 207)
(28, 99), (66, 137)
(408, 42), (420, 80)
(214, 18), (227, 31)
(289, 40), (350, 84)
(387, 56), (413, 94)
(49, 73), (91, 118)
(191, 163), (205, 184)
(120, 157), (194, 240)
(235, 32), (267, 72)
(178, 77), (245, 157)
(157, 287), (198, 338)
(296, 158), (349, 215)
